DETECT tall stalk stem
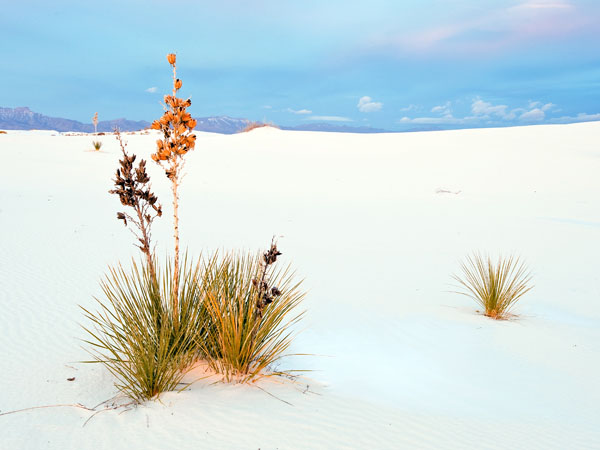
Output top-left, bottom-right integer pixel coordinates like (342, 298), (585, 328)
(171, 62), (180, 328)
(171, 164), (180, 328)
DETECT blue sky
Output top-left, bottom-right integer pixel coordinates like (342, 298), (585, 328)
(2, 0), (599, 130)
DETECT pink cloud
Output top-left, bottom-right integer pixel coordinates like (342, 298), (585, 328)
(373, 1), (596, 57)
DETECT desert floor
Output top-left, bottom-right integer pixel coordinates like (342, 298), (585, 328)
(1, 123), (599, 449)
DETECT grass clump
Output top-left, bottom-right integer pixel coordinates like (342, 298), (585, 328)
(81, 257), (206, 402)
(92, 141), (102, 151)
(199, 243), (305, 383)
(452, 253), (533, 320)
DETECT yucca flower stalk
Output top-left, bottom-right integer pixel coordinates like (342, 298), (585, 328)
(150, 53), (197, 328)
(452, 253), (533, 319)
(92, 112), (98, 134)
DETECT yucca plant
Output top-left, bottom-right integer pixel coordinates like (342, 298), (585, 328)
(81, 257), (207, 402)
(92, 141), (102, 151)
(197, 248), (305, 383)
(452, 253), (533, 320)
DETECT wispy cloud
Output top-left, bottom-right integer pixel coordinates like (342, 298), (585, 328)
(549, 112), (600, 124)
(529, 101), (555, 112)
(399, 115), (471, 125)
(509, 1), (573, 11)
(431, 101), (451, 115)
(357, 96), (383, 113)
(307, 115), (353, 122)
(400, 104), (418, 112)
(145, 86), (158, 93)
(287, 108), (312, 114)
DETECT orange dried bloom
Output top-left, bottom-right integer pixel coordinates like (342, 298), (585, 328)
(151, 55), (195, 167)
(167, 53), (176, 65)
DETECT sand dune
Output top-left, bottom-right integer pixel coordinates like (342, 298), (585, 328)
(1, 123), (599, 449)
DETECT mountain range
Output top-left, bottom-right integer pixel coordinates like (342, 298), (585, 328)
(0, 107), (395, 134)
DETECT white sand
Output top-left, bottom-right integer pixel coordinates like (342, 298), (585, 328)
(0, 123), (599, 449)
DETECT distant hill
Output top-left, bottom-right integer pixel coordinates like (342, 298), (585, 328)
(195, 118), (393, 134)
(0, 107), (396, 134)
(195, 116), (252, 134)
(0, 107), (149, 132)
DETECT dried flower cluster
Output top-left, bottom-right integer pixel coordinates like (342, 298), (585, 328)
(109, 131), (162, 281)
(252, 239), (283, 318)
(150, 54), (197, 170)
(92, 112), (99, 134)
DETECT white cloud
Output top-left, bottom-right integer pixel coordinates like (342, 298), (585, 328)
(263, 105), (272, 109)
(519, 108), (545, 121)
(287, 108), (312, 114)
(145, 87), (158, 93)
(399, 97), (563, 126)
(307, 115), (353, 122)
(471, 98), (514, 119)
(357, 96), (383, 113)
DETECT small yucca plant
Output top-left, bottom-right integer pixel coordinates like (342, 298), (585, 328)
(92, 140), (102, 151)
(198, 247), (305, 383)
(452, 253), (533, 320)
(81, 257), (206, 402)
